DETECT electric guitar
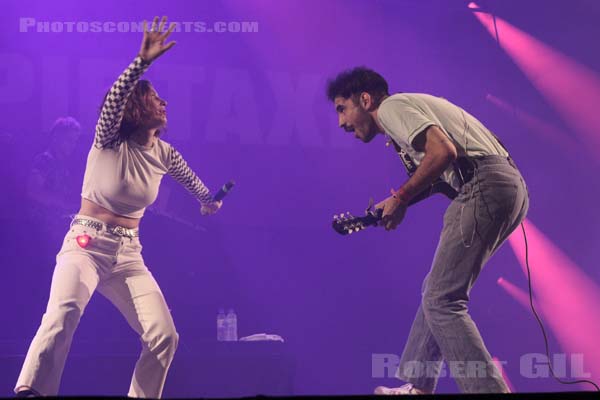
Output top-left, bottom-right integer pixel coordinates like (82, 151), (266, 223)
(332, 139), (462, 235)
(332, 178), (456, 235)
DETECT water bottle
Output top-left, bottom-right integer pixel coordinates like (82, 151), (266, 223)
(217, 308), (226, 341)
(225, 309), (237, 341)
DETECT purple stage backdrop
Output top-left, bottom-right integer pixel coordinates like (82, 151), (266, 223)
(1, 0), (600, 396)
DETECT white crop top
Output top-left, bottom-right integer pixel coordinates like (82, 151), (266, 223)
(81, 56), (214, 218)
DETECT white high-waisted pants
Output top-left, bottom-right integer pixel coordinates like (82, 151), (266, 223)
(15, 215), (178, 398)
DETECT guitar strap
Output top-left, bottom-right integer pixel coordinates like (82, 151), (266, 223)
(390, 140), (418, 175)
(388, 138), (459, 200)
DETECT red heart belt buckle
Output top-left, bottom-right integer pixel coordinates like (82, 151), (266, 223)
(76, 234), (91, 248)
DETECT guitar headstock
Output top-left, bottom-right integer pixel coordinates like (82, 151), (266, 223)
(331, 208), (382, 235)
(332, 212), (363, 235)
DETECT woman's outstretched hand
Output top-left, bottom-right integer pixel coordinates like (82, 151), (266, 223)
(201, 200), (223, 216)
(139, 16), (176, 63)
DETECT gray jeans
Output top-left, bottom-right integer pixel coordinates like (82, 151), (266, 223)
(397, 156), (529, 393)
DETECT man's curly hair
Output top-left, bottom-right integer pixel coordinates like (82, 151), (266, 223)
(326, 67), (390, 106)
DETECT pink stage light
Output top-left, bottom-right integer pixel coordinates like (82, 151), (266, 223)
(485, 93), (584, 160)
(471, 8), (600, 151)
(507, 219), (600, 385)
(497, 276), (533, 310)
(492, 356), (516, 393)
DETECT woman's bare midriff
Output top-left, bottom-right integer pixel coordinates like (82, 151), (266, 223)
(78, 198), (141, 229)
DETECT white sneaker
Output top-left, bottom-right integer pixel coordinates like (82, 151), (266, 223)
(374, 383), (424, 395)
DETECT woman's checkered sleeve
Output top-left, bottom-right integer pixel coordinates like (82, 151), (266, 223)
(167, 146), (214, 205)
(94, 56), (151, 149)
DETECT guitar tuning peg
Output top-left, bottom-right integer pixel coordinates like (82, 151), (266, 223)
(366, 197), (374, 214)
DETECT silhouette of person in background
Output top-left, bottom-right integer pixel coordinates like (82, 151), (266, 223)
(27, 116), (83, 235)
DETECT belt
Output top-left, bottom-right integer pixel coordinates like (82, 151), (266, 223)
(454, 157), (476, 187)
(454, 155), (514, 187)
(71, 218), (140, 237)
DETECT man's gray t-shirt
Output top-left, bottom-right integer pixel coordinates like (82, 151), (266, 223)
(377, 93), (508, 191)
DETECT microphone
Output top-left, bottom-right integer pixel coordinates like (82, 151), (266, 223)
(213, 180), (235, 202)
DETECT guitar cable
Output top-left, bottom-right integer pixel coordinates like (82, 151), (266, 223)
(489, 12), (598, 389)
(521, 223), (600, 391)
(459, 106), (599, 391)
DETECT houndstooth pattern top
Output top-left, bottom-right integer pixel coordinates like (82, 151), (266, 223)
(81, 56), (214, 218)
(94, 56), (150, 149)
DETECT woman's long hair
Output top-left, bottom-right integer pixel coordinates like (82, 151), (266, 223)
(99, 79), (161, 141)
